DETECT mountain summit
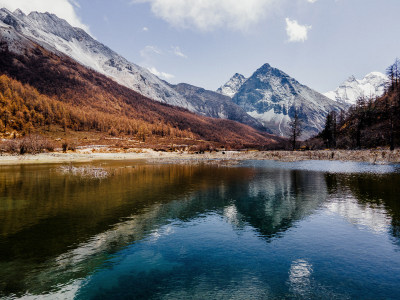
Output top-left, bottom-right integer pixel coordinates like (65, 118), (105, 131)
(324, 72), (388, 105)
(231, 63), (347, 139)
(217, 73), (247, 98)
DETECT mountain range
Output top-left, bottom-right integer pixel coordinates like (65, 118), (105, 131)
(0, 10), (281, 147)
(0, 8), (267, 131)
(0, 7), (385, 143)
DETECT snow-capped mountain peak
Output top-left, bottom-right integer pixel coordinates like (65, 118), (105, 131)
(324, 72), (388, 105)
(346, 75), (357, 82)
(217, 73), (247, 98)
(231, 63), (347, 139)
(13, 9), (24, 17)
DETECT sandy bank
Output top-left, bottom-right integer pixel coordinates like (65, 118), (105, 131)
(0, 148), (399, 165)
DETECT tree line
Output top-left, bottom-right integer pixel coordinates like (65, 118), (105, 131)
(0, 74), (192, 140)
(312, 59), (400, 150)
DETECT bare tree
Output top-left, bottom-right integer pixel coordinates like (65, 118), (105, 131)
(395, 58), (400, 89)
(288, 108), (303, 150)
(389, 111), (395, 151)
(386, 58), (400, 92)
(385, 59), (400, 150)
(386, 64), (395, 92)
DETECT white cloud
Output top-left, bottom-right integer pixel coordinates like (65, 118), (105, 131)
(0, 0), (89, 32)
(142, 26), (149, 31)
(171, 46), (187, 58)
(131, 0), (279, 31)
(140, 46), (174, 80)
(140, 45), (162, 61)
(307, 0), (318, 3)
(285, 18), (311, 42)
(147, 67), (174, 80)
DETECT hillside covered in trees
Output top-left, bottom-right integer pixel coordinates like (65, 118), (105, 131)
(309, 60), (400, 150)
(0, 26), (283, 149)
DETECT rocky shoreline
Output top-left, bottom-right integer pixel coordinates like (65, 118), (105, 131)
(0, 148), (399, 165)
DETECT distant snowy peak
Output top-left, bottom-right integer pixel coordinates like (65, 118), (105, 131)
(324, 72), (388, 105)
(217, 73), (247, 98)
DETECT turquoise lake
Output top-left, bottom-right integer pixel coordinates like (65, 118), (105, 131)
(0, 160), (400, 299)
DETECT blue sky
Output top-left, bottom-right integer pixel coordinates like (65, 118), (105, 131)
(1, 0), (400, 93)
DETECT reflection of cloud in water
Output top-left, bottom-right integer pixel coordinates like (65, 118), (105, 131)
(19, 212), (180, 299)
(150, 225), (175, 241)
(289, 259), (313, 296)
(15, 279), (83, 300)
(287, 259), (351, 299)
(55, 204), (167, 267)
(326, 196), (392, 234)
(223, 204), (245, 228)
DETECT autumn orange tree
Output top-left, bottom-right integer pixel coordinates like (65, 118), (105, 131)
(0, 74), (191, 139)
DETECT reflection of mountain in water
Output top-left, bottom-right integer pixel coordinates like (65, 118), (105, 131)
(229, 169), (328, 238)
(325, 173), (400, 245)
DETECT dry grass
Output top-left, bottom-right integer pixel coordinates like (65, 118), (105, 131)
(149, 149), (400, 164)
(58, 164), (110, 179)
(227, 149), (400, 163)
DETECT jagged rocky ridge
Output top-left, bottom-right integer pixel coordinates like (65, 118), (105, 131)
(217, 73), (247, 98)
(324, 72), (388, 105)
(229, 63), (348, 139)
(168, 83), (268, 131)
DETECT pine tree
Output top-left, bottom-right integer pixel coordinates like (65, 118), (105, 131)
(288, 108), (303, 151)
(322, 111), (337, 148)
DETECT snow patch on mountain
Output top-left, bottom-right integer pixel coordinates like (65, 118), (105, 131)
(324, 72), (388, 105)
(248, 109), (291, 137)
(217, 73), (247, 98)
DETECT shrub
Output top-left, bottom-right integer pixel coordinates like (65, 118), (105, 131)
(1, 135), (55, 154)
(68, 144), (76, 151)
(62, 142), (68, 153)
